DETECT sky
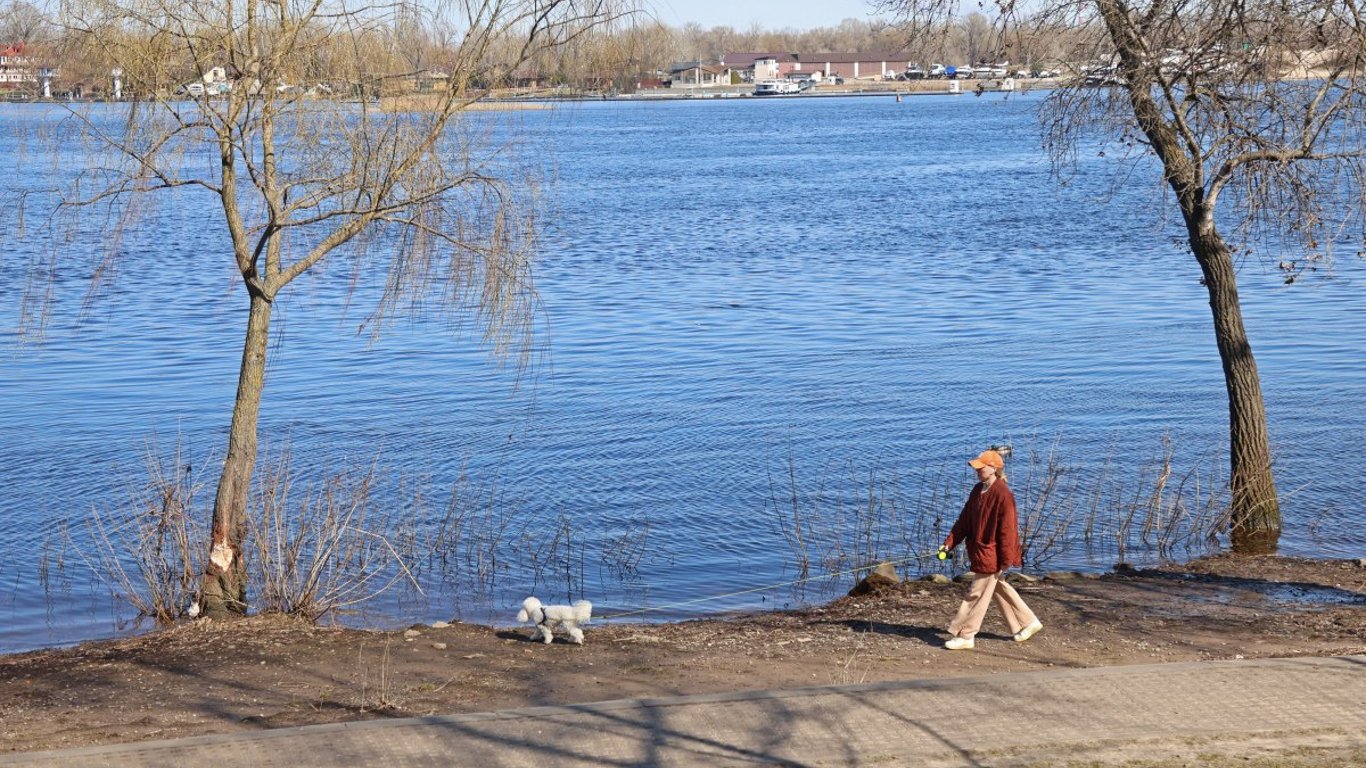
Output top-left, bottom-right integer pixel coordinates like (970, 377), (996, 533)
(650, 0), (882, 31)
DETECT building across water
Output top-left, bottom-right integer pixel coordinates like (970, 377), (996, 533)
(0, 42), (34, 92)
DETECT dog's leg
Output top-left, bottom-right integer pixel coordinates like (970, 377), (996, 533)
(568, 625), (584, 644)
(542, 624), (554, 644)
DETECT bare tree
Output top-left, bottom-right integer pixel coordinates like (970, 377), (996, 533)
(617, 18), (676, 79)
(1, 0), (48, 44)
(34, 0), (629, 618)
(961, 12), (994, 63)
(882, 0), (1366, 551)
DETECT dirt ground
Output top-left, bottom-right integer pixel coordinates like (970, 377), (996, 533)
(2, 555), (1364, 758)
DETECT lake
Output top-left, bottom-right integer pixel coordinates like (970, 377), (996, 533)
(2, 92), (1363, 654)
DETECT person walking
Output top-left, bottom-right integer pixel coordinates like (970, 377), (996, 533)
(939, 448), (1043, 650)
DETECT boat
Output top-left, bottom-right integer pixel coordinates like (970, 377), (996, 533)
(753, 80), (801, 96)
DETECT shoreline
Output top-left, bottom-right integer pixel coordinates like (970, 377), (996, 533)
(493, 78), (1060, 104)
(2, 554), (1362, 755)
(1, 541), (1354, 657)
(11, 69), (1343, 108)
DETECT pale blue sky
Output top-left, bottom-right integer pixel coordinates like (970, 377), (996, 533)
(650, 0), (883, 30)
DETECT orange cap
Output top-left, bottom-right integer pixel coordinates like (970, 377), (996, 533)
(968, 449), (1005, 470)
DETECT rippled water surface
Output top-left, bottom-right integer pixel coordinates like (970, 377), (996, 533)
(2, 94), (1363, 653)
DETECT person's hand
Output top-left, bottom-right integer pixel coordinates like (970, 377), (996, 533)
(937, 546), (949, 561)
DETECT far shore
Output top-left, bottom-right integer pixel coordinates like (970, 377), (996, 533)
(11, 64), (1341, 111)
(489, 77), (1059, 104)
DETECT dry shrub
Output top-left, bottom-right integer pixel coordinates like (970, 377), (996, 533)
(769, 434), (1229, 595)
(82, 440), (423, 625)
(83, 435), (207, 624)
(246, 448), (422, 621)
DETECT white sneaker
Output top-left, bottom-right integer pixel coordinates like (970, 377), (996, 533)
(944, 636), (975, 650)
(1013, 621), (1043, 642)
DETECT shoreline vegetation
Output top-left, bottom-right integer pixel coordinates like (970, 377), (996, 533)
(400, 55), (1343, 106)
(5, 78), (1020, 108)
(7, 43), (1344, 110)
(13, 64), (1341, 112)
(7, 49), (1342, 110)
(1, 554), (1362, 759)
(42, 436), (1245, 655)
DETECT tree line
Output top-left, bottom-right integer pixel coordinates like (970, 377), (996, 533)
(3, 0), (1092, 97)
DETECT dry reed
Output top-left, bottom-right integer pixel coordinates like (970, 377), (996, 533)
(768, 434), (1230, 597)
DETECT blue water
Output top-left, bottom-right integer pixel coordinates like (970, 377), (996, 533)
(2, 93), (1363, 654)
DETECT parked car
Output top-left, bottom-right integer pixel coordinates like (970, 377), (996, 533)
(905, 67), (926, 80)
(930, 64), (947, 78)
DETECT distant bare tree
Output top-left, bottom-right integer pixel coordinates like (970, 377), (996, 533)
(626, 16), (911, 71)
(961, 12), (994, 63)
(28, 0), (630, 618)
(882, 0), (1366, 551)
(626, 19), (678, 76)
(0, 0), (47, 44)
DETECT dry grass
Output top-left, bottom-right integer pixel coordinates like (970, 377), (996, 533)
(768, 435), (1229, 595)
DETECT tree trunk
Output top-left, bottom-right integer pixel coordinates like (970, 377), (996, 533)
(200, 291), (273, 617)
(1188, 223), (1281, 553)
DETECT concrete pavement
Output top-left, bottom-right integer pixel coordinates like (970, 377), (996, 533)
(2, 655), (1364, 767)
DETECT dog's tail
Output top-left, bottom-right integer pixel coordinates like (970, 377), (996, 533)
(572, 600), (592, 624)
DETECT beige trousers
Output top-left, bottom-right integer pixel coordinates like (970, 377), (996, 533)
(948, 571), (1039, 640)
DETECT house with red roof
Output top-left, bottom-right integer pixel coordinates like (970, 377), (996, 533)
(721, 52), (800, 82)
(802, 53), (914, 81)
(722, 51), (915, 82)
(1, 42), (35, 90)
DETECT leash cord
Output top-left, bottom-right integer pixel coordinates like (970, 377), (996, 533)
(598, 552), (945, 621)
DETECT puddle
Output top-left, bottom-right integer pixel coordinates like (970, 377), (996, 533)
(1248, 581), (1366, 607)
(1141, 574), (1366, 618)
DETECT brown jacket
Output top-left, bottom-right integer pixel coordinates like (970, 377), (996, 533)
(943, 480), (1023, 574)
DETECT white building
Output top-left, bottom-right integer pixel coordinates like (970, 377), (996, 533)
(0, 43), (35, 90)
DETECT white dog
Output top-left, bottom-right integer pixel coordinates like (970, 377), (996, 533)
(516, 597), (592, 645)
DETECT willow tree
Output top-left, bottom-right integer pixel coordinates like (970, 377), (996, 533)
(47, 0), (625, 618)
(881, 0), (1366, 552)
